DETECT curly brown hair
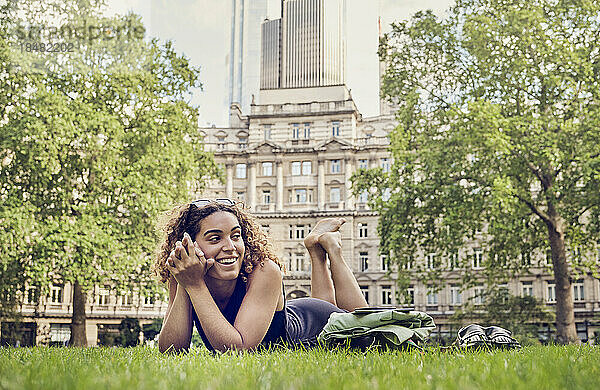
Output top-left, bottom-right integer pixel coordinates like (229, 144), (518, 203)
(153, 201), (282, 284)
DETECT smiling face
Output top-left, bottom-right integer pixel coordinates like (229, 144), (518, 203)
(194, 211), (245, 281)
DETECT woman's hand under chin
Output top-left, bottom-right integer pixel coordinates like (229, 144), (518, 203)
(165, 232), (215, 291)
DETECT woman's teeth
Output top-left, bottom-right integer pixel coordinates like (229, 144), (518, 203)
(218, 258), (237, 265)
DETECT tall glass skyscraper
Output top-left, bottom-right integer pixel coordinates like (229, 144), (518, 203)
(260, 0), (346, 90)
(228, 0), (269, 121)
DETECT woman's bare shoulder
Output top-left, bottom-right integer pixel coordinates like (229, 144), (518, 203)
(247, 260), (283, 284)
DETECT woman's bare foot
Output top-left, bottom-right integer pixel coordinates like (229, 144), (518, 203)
(304, 218), (346, 250)
(318, 231), (343, 255)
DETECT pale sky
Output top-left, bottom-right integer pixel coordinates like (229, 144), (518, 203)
(104, 0), (454, 126)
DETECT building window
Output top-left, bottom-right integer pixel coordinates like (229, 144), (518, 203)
(238, 136), (248, 150)
(50, 324), (71, 344)
(405, 287), (415, 305)
(358, 223), (368, 238)
(358, 159), (368, 169)
(302, 161), (312, 175)
(521, 251), (531, 266)
(473, 285), (485, 305)
(380, 254), (388, 271)
(427, 253), (437, 270)
(472, 248), (483, 269)
(573, 280), (585, 301)
(264, 124), (272, 140)
(217, 136), (225, 150)
(359, 252), (369, 272)
(262, 190), (271, 204)
(290, 252), (306, 272)
(332, 121), (340, 137)
(295, 225), (305, 239)
(292, 161), (301, 175)
(236, 163), (246, 179)
(450, 285), (462, 305)
(330, 159), (341, 173)
(96, 286), (110, 305)
(292, 123), (300, 139)
(303, 122), (311, 139)
(262, 162), (273, 176)
(427, 286), (438, 305)
(521, 281), (533, 297)
(380, 158), (390, 173)
(571, 247), (581, 261)
(295, 189), (307, 203)
(358, 190), (368, 203)
(330, 187), (340, 203)
(449, 252), (460, 270)
(381, 285), (392, 305)
(546, 282), (556, 303)
(143, 295), (155, 306)
(118, 294), (132, 306)
(49, 284), (63, 304)
(494, 254), (508, 268)
(289, 224), (310, 240)
(359, 286), (370, 304)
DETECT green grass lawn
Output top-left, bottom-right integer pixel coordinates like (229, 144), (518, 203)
(0, 345), (598, 389)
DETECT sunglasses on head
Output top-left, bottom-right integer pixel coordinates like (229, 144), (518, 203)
(190, 198), (236, 207)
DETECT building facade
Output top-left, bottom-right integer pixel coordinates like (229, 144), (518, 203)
(1, 284), (165, 347)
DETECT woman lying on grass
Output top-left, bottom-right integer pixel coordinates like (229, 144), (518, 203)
(154, 199), (367, 353)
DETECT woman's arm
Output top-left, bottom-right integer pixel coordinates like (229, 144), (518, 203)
(158, 277), (193, 353)
(187, 261), (283, 352)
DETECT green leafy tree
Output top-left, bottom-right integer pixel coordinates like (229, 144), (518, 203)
(353, 0), (600, 344)
(0, 0), (219, 346)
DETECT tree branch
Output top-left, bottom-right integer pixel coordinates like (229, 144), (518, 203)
(514, 193), (553, 228)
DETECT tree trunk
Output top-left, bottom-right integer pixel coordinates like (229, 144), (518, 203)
(546, 220), (580, 344)
(69, 280), (88, 347)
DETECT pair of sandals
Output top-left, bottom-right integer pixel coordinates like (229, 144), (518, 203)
(455, 324), (521, 349)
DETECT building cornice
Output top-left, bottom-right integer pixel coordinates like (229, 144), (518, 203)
(254, 210), (379, 219)
(248, 109), (359, 120)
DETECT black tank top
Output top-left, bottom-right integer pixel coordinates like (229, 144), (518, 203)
(192, 277), (287, 351)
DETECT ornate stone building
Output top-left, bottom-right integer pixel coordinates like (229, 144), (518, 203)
(200, 86), (396, 303)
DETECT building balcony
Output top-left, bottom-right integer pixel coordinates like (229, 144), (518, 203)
(324, 202), (344, 210)
(285, 202), (319, 211)
(284, 271), (311, 279)
(18, 301), (167, 319)
(250, 100), (356, 116)
(285, 175), (317, 187)
(355, 136), (390, 147)
(255, 203), (276, 213)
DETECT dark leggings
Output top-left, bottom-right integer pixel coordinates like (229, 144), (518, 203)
(284, 297), (346, 346)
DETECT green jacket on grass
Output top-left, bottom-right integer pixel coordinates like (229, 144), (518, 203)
(317, 308), (436, 349)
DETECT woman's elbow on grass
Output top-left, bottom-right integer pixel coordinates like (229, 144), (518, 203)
(158, 333), (191, 354)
